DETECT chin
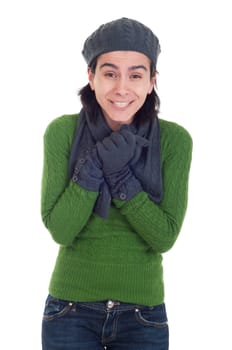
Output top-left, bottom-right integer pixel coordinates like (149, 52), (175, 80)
(110, 113), (134, 124)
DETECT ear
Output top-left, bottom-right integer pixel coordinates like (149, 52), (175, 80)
(88, 67), (95, 90)
(148, 75), (156, 94)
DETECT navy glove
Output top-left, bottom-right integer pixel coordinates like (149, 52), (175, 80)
(72, 147), (103, 192)
(96, 127), (136, 175)
(96, 126), (147, 201)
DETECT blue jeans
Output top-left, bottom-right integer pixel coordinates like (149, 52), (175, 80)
(42, 295), (169, 349)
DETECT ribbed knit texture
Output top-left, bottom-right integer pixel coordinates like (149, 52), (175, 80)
(41, 114), (192, 306)
(82, 17), (160, 68)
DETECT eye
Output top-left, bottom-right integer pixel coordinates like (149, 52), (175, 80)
(130, 73), (142, 80)
(104, 71), (117, 79)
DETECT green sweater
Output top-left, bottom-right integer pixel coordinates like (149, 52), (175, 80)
(41, 114), (192, 306)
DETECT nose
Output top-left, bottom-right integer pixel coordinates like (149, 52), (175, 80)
(114, 77), (129, 95)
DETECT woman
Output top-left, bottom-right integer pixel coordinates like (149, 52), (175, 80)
(41, 17), (192, 350)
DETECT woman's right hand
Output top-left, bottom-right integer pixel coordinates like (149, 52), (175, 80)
(96, 126), (137, 176)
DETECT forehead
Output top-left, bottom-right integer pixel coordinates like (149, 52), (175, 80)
(96, 51), (151, 69)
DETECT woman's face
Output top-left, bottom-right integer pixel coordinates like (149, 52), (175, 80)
(88, 51), (156, 131)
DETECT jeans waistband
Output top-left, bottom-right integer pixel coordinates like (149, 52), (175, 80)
(47, 295), (164, 313)
(77, 299), (156, 312)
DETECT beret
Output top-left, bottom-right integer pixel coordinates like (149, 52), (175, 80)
(82, 17), (161, 68)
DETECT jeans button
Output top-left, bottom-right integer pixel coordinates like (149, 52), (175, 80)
(107, 300), (114, 309)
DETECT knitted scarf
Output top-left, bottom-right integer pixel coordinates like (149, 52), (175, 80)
(69, 108), (162, 218)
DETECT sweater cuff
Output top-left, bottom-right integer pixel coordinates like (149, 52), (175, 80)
(70, 180), (99, 199)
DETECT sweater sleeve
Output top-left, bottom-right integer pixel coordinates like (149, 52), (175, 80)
(41, 115), (98, 246)
(113, 121), (193, 253)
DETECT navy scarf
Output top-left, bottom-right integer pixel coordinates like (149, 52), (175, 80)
(69, 108), (162, 218)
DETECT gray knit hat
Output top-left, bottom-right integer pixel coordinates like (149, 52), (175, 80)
(82, 17), (161, 68)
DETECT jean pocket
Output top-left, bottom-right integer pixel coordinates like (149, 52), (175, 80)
(43, 295), (75, 321)
(134, 304), (168, 328)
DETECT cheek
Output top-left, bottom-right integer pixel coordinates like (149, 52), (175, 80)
(135, 79), (154, 96)
(94, 89), (107, 106)
(94, 81), (111, 99)
(137, 86), (153, 99)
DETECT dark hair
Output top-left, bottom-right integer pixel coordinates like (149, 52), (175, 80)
(78, 59), (160, 126)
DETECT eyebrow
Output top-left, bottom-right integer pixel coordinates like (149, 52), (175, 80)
(99, 63), (148, 71)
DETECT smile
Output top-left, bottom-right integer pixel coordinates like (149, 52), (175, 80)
(113, 101), (130, 108)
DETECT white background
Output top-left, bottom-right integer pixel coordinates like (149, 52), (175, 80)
(1, 0), (231, 349)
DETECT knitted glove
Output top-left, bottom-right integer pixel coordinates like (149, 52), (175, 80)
(96, 127), (136, 174)
(96, 126), (145, 201)
(72, 147), (103, 192)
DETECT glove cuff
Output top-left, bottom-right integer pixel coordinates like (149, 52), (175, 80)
(106, 167), (142, 201)
(72, 151), (103, 192)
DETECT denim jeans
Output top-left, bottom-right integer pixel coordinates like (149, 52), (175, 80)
(42, 295), (169, 349)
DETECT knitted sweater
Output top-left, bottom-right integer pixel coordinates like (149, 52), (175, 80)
(41, 114), (192, 306)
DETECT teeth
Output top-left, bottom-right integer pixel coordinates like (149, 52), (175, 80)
(114, 102), (129, 108)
